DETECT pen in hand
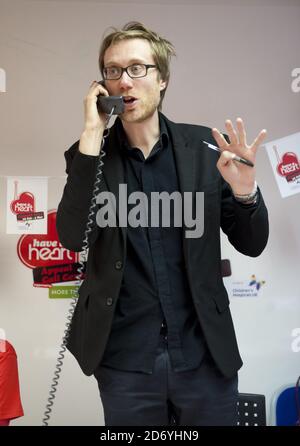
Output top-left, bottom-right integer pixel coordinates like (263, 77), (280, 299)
(202, 141), (254, 168)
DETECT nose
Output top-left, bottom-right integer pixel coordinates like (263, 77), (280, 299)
(118, 71), (133, 90)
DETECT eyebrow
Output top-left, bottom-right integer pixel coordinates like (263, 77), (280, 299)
(104, 58), (150, 66)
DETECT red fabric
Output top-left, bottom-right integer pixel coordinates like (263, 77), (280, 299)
(0, 340), (24, 420)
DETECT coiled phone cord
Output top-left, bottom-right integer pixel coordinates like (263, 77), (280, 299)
(42, 107), (115, 426)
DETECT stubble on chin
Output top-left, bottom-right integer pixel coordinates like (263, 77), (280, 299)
(121, 98), (159, 124)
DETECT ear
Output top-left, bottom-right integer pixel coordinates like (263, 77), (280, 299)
(159, 78), (167, 91)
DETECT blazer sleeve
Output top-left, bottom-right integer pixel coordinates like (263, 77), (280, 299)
(56, 141), (100, 252)
(220, 179), (269, 257)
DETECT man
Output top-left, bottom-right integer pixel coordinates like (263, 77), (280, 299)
(56, 21), (269, 426)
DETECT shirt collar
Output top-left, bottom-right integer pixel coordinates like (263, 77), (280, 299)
(116, 114), (169, 155)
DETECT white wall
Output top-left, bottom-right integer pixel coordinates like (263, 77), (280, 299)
(0, 0), (299, 426)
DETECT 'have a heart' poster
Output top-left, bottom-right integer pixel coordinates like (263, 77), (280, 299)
(6, 177), (48, 234)
(265, 132), (300, 198)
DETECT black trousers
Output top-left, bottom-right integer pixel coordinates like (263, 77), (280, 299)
(94, 333), (238, 426)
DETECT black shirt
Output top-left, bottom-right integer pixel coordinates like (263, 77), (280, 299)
(100, 116), (207, 373)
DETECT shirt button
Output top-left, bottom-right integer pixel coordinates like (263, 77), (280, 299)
(106, 297), (113, 306)
(115, 260), (123, 270)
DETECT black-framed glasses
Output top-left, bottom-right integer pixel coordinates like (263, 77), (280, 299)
(103, 64), (157, 80)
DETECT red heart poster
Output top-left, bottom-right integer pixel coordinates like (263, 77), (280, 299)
(6, 178), (48, 234)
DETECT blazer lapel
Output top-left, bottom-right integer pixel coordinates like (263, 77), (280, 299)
(162, 114), (196, 194)
(101, 121), (125, 197)
(100, 121), (127, 247)
(162, 114), (197, 265)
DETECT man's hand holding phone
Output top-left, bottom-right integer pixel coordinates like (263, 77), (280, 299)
(79, 81), (110, 156)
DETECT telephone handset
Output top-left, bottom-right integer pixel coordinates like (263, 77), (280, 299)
(97, 80), (125, 115)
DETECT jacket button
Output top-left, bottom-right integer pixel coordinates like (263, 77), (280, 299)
(115, 260), (123, 270)
(106, 297), (113, 306)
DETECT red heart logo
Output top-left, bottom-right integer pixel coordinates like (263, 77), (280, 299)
(10, 192), (35, 215)
(277, 152), (300, 177)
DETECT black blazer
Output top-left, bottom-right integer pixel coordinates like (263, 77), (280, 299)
(56, 113), (269, 378)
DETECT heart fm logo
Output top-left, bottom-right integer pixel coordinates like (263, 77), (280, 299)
(10, 191), (35, 215)
(273, 146), (300, 182)
(10, 180), (35, 216)
(277, 152), (300, 176)
(17, 210), (78, 269)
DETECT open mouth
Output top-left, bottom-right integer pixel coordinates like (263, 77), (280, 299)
(123, 96), (137, 105)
